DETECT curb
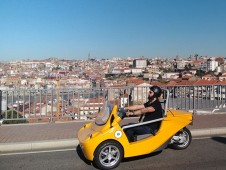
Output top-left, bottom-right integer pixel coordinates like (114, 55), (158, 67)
(191, 127), (226, 137)
(0, 127), (226, 153)
(0, 139), (79, 153)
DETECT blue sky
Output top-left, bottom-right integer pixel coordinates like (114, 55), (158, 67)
(1, 0), (226, 61)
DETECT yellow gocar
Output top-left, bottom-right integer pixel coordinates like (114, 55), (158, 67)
(77, 90), (193, 170)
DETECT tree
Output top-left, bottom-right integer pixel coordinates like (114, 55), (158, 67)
(216, 72), (222, 77)
(195, 70), (205, 77)
(2, 110), (28, 124)
(160, 68), (174, 73)
(184, 65), (189, 71)
(69, 65), (73, 71)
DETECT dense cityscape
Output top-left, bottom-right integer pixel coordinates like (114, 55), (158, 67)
(0, 54), (226, 91)
(0, 54), (225, 122)
(1, 1), (226, 168)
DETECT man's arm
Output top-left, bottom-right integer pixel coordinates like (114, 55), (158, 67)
(126, 106), (155, 116)
(125, 105), (145, 111)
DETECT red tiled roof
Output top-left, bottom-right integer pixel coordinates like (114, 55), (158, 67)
(168, 78), (183, 83)
(218, 81), (226, 85)
(127, 78), (146, 85)
(182, 75), (193, 80)
(193, 79), (218, 85)
(165, 81), (178, 86)
(150, 81), (164, 87)
(202, 74), (215, 77)
(176, 80), (195, 86)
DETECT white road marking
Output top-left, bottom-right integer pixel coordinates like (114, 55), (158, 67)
(0, 148), (76, 156)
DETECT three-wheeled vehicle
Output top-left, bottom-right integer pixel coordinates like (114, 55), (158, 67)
(77, 89), (193, 169)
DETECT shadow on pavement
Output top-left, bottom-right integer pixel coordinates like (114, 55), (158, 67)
(76, 145), (92, 165)
(122, 150), (162, 163)
(211, 137), (226, 145)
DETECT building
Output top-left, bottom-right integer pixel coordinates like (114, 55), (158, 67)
(133, 59), (147, 69)
(207, 58), (218, 71)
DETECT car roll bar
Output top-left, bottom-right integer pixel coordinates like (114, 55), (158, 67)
(161, 88), (170, 117)
(122, 118), (164, 130)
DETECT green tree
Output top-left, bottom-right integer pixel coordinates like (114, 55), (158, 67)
(160, 68), (174, 73)
(2, 110), (28, 124)
(195, 70), (206, 77)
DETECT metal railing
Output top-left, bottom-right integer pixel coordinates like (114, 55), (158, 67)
(0, 85), (225, 124)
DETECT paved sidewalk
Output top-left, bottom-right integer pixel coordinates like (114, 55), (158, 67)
(0, 114), (226, 153)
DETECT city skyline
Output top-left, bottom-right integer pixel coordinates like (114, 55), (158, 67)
(1, 0), (226, 61)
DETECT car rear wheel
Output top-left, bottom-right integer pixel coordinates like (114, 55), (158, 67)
(171, 127), (192, 150)
(93, 140), (123, 170)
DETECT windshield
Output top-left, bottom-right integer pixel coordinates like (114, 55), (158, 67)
(95, 102), (113, 126)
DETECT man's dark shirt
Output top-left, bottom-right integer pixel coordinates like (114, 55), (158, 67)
(143, 99), (163, 122)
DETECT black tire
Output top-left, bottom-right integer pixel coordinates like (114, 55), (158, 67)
(171, 127), (192, 150)
(93, 140), (124, 170)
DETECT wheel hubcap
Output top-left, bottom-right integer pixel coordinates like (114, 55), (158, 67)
(178, 131), (189, 146)
(99, 145), (120, 167)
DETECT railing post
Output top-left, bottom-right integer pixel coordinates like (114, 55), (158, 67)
(0, 90), (2, 125)
(193, 86), (195, 112)
(77, 91), (80, 120)
(49, 89), (54, 123)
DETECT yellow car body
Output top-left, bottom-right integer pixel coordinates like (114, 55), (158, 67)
(77, 104), (193, 162)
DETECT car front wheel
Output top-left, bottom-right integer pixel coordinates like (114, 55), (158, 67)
(93, 140), (123, 170)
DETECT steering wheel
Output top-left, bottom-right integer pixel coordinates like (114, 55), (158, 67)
(118, 108), (127, 119)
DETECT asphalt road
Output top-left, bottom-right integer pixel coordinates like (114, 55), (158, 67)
(0, 137), (226, 170)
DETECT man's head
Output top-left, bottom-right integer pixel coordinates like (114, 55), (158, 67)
(149, 86), (162, 98)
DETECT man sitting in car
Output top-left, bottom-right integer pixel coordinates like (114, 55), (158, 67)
(125, 86), (163, 142)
